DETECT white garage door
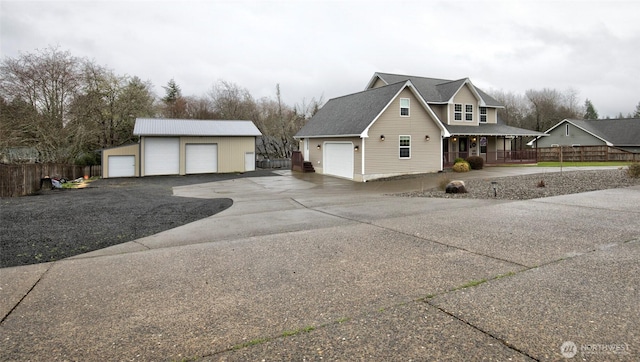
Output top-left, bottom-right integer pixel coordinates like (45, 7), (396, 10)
(186, 144), (218, 174)
(324, 142), (353, 179)
(108, 155), (135, 178)
(144, 137), (179, 176)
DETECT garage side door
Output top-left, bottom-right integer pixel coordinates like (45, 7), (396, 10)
(144, 137), (179, 176)
(324, 142), (353, 179)
(186, 144), (218, 174)
(108, 155), (135, 178)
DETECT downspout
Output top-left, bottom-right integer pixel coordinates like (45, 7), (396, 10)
(361, 137), (366, 181)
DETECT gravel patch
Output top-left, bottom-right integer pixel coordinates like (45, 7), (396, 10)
(396, 169), (640, 200)
(0, 170), (277, 268)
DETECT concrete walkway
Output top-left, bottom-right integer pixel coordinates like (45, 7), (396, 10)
(1, 167), (638, 361)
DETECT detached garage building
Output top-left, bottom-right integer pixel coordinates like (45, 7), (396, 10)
(102, 118), (262, 178)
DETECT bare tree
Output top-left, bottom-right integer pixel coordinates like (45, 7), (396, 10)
(0, 46), (82, 162)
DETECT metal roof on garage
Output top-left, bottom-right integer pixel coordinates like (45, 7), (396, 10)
(133, 118), (262, 136)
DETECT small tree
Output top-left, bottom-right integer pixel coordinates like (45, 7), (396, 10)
(583, 98), (599, 119)
(161, 79), (187, 118)
(634, 101), (640, 118)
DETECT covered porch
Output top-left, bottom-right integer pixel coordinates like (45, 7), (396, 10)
(443, 124), (546, 166)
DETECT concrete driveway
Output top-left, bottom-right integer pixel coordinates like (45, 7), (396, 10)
(1, 168), (638, 361)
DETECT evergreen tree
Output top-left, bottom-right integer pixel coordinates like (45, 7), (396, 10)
(634, 101), (640, 118)
(583, 98), (599, 119)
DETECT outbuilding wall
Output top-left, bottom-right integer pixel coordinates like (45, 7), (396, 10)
(101, 144), (140, 178)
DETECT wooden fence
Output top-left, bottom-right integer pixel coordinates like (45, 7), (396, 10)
(537, 146), (640, 162)
(0, 164), (102, 197)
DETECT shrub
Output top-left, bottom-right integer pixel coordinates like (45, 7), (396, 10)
(628, 162), (640, 178)
(466, 156), (484, 170)
(452, 161), (470, 172)
(438, 174), (451, 190)
(454, 157), (466, 164)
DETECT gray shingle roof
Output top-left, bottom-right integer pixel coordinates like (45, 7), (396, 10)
(373, 73), (503, 107)
(133, 118), (262, 136)
(445, 123), (547, 137)
(295, 82), (406, 138)
(564, 119), (640, 146)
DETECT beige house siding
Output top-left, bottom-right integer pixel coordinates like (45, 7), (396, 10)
(363, 88), (442, 180)
(448, 84), (479, 126)
(430, 104), (447, 124)
(102, 144), (140, 178)
(179, 136), (255, 174)
(485, 108), (498, 124)
(370, 78), (387, 89)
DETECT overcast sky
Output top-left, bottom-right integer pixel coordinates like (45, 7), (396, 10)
(1, 0), (639, 118)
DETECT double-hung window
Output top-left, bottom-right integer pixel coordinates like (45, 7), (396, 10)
(400, 98), (410, 116)
(465, 104), (473, 121)
(480, 107), (487, 123)
(399, 135), (411, 159)
(454, 104), (462, 121)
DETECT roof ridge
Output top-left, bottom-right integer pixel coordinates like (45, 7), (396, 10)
(329, 80), (407, 102)
(376, 72), (454, 83)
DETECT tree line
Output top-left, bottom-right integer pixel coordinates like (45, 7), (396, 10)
(0, 46), (322, 164)
(2, 46), (639, 165)
(489, 88), (640, 133)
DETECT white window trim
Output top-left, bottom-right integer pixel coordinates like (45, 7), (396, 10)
(400, 98), (410, 117)
(399, 135), (411, 159)
(465, 104), (473, 122)
(480, 107), (487, 123)
(454, 103), (462, 121)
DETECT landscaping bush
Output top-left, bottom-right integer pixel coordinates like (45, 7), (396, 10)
(628, 162), (640, 178)
(438, 174), (451, 190)
(454, 157), (466, 164)
(452, 161), (470, 172)
(466, 156), (484, 170)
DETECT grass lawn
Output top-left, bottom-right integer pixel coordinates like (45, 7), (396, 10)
(536, 161), (633, 167)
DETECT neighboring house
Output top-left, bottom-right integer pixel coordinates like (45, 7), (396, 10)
(529, 118), (640, 153)
(294, 72), (545, 181)
(101, 118), (262, 178)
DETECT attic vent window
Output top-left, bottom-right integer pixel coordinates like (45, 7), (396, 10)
(400, 98), (410, 116)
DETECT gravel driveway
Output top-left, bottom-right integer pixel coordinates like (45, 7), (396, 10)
(0, 170), (277, 268)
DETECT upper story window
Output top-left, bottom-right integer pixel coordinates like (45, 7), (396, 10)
(400, 98), (410, 116)
(454, 104), (462, 121)
(399, 135), (411, 159)
(465, 104), (473, 121)
(480, 107), (487, 123)
(565, 124), (570, 136)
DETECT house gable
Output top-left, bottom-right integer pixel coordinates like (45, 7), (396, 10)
(531, 118), (640, 148)
(362, 81), (449, 139)
(363, 86), (444, 179)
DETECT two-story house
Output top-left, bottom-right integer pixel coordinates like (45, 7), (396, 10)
(294, 72), (545, 181)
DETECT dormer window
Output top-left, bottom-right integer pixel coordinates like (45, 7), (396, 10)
(465, 104), (473, 121)
(454, 104), (462, 121)
(480, 107), (487, 123)
(400, 98), (410, 116)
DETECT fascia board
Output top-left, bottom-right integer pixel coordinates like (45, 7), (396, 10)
(364, 73), (387, 90)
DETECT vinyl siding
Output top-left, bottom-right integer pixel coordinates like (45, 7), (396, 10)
(101, 144), (140, 178)
(363, 88), (441, 180)
(371, 78), (387, 89)
(536, 122), (606, 148)
(448, 84), (479, 126)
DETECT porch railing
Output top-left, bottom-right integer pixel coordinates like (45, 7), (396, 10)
(444, 150), (538, 167)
